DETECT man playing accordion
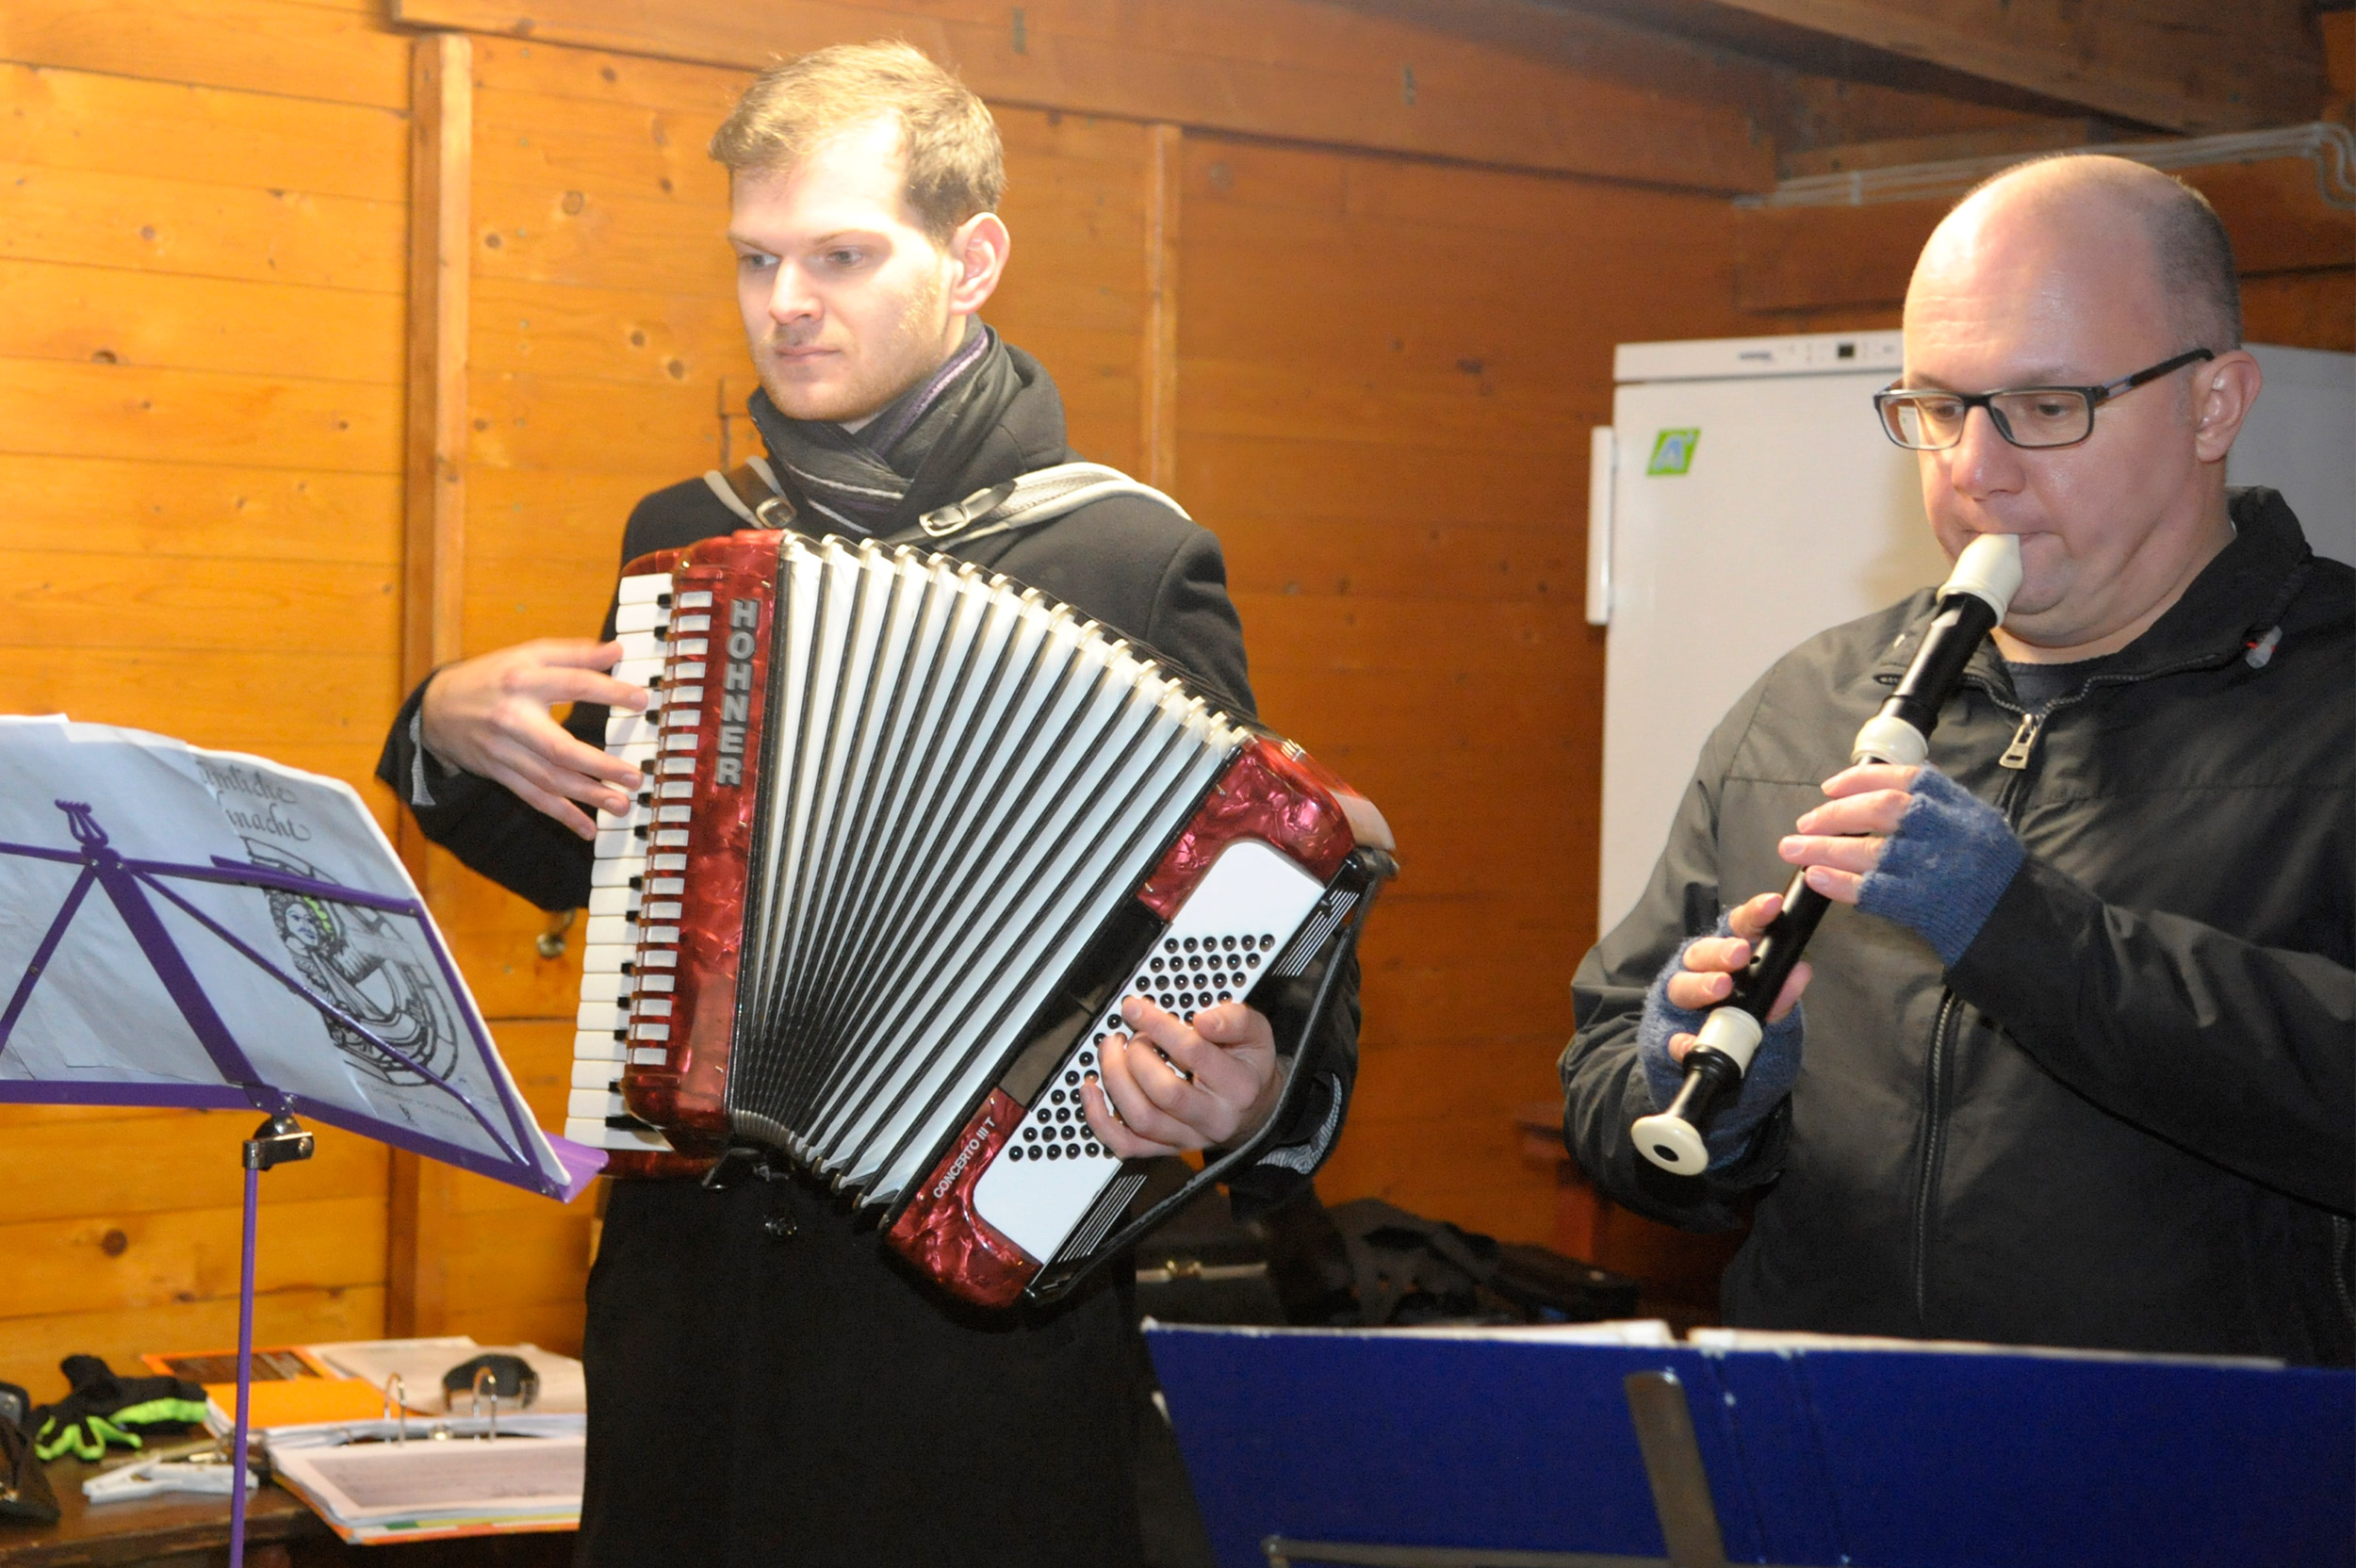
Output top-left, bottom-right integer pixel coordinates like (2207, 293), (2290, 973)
(378, 42), (1359, 1566)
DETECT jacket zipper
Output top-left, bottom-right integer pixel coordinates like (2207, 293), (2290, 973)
(1910, 992), (1961, 1327)
(1906, 648), (2230, 1329)
(2334, 1217), (2356, 1348)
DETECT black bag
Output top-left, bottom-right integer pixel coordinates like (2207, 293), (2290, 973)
(0, 1381), (61, 1527)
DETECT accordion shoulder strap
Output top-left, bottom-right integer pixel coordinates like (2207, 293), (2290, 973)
(911, 463), (1193, 547)
(702, 457), (795, 531)
(702, 458), (1186, 548)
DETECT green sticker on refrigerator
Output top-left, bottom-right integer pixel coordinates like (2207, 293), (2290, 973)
(1646, 429), (1701, 476)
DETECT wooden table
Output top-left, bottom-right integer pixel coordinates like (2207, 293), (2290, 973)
(0, 1456), (572, 1568)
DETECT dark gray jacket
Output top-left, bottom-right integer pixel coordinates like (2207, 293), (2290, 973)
(1562, 488), (2354, 1364)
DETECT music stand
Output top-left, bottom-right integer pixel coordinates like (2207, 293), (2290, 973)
(1145, 1321), (2356, 1568)
(0, 717), (603, 1566)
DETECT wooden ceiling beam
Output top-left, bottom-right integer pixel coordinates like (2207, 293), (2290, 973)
(1701, 0), (2328, 134)
(387, 0), (1778, 192)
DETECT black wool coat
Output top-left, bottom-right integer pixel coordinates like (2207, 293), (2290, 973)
(376, 345), (1358, 1566)
(1562, 488), (2355, 1365)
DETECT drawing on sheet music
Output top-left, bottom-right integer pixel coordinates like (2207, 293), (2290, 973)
(243, 839), (459, 1087)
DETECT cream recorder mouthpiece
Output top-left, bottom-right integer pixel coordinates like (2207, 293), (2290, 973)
(1942, 533), (2023, 618)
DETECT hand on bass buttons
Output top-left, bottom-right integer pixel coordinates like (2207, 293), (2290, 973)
(419, 638), (648, 840)
(1080, 997), (1284, 1158)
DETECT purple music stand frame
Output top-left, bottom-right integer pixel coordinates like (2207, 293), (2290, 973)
(0, 800), (603, 1565)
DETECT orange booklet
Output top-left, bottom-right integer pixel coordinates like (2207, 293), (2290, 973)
(139, 1345), (388, 1431)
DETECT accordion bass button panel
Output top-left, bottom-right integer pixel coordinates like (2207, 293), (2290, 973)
(970, 839), (1328, 1266)
(564, 568), (681, 1153)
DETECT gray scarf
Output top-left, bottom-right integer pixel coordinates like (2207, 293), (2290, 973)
(746, 324), (1019, 541)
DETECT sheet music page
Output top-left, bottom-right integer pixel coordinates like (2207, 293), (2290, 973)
(0, 717), (580, 1198)
(270, 1435), (585, 1526)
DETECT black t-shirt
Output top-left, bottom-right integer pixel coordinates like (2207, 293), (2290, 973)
(2004, 651), (2122, 712)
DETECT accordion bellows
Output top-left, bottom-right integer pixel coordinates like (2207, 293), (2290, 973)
(567, 530), (1393, 1306)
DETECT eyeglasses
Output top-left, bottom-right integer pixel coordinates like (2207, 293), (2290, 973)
(1873, 349), (2215, 451)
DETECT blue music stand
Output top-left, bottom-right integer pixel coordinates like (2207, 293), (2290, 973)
(1145, 1321), (2356, 1568)
(0, 720), (603, 1566)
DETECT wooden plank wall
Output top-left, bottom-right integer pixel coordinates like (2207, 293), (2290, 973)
(0, 0), (413, 1394)
(3, 0), (2348, 1390)
(1175, 141), (1763, 1237)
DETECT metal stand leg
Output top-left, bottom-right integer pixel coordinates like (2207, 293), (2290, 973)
(230, 1113), (315, 1568)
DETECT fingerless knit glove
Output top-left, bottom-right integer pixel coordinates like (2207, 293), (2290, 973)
(1857, 765), (2025, 967)
(1636, 927), (1805, 1169)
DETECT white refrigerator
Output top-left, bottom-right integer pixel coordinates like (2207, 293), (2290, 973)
(1587, 331), (2355, 935)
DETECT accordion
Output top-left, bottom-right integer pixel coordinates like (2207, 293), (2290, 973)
(564, 529), (1395, 1307)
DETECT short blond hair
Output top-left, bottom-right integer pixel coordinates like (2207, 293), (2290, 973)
(710, 41), (1005, 243)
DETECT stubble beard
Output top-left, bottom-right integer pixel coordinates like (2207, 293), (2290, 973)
(754, 269), (954, 426)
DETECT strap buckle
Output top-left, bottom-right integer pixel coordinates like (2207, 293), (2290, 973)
(919, 482), (1016, 539)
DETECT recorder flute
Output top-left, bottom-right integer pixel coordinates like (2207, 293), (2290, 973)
(1631, 532), (2023, 1175)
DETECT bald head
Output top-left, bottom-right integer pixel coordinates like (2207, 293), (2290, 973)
(1897, 152), (2262, 662)
(1927, 155), (2241, 355)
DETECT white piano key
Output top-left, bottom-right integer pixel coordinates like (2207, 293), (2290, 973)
(580, 972), (627, 1003)
(615, 573), (669, 605)
(573, 1029), (627, 1061)
(584, 913), (635, 947)
(614, 601), (664, 634)
(595, 806), (653, 837)
(572, 1060), (623, 1090)
(606, 710), (662, 746)
(616, 631), (664, 661)
(581, 943), (635, 974)
(587, 886), (640, 918)
(593, 827), (645, 859)
(591, 856), (647, 889)
(614, 658), (665, 685)
(578, 1000), (628, 1032)
(563, 1118), (662, 1152)
(567, 1087), (630, 1120)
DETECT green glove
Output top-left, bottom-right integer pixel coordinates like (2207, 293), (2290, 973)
(29, 1356), (208, 1462)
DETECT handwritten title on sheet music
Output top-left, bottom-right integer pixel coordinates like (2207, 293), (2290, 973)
(198, 759), (315, 842)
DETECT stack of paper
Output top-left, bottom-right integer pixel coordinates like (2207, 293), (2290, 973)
(265, 1417), (585, 1544)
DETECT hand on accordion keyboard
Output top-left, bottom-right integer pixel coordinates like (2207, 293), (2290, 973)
(1080, 997), (1285, 1159)
(417, 637), (651, 839)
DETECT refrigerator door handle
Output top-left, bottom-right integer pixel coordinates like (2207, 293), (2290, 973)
(1586, 425), (1615, 627)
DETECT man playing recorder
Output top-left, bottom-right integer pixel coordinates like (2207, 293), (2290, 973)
(378, 42), (1357, 1564)
(1562, 155), (2352, 1363)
